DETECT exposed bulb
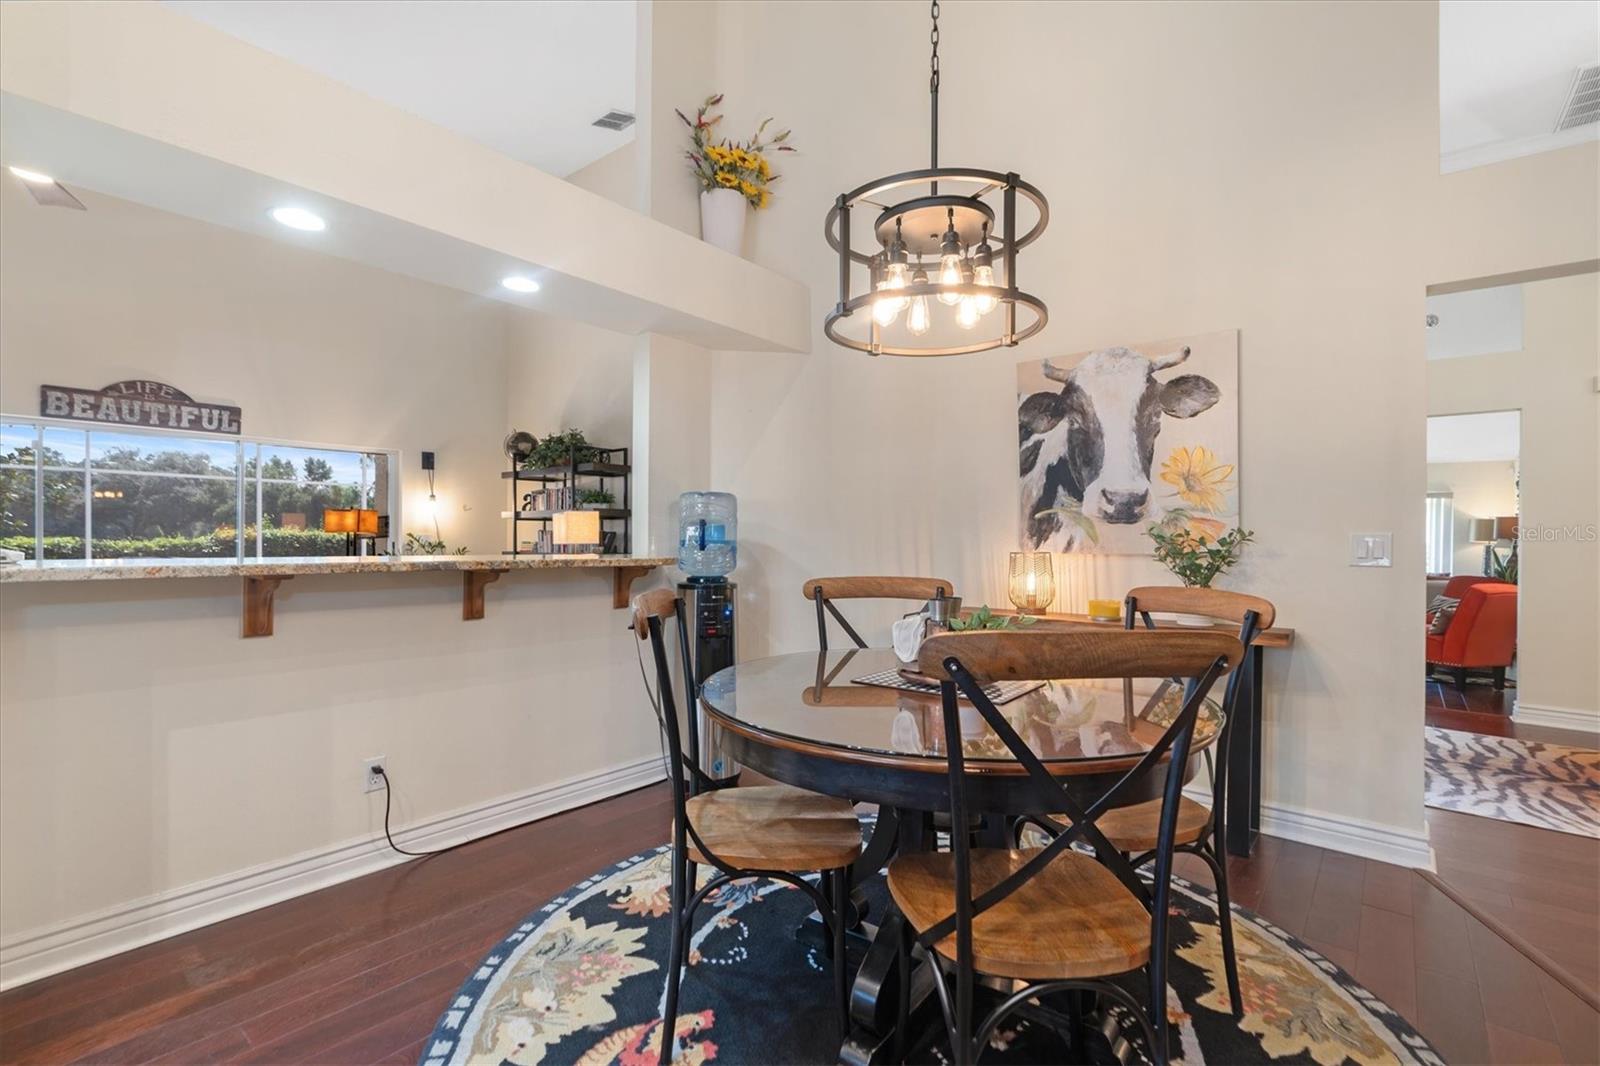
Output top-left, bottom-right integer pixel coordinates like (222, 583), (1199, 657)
(956, 295), (980, 329)
(907, 293), (931, 335)
(873, 279), (901, 326)
(972, 263), (998, 315)
(937, 253), (964, 306)
(907, 264), (932, 335)
(882, 260), (909, 312)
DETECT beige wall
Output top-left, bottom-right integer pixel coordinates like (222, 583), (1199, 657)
(1428, 273), (1600, 726)
(0, 179), (507, 552)
(0, 182), (659, 980)
(1427, 461), (1520, 577)
(700, 0), (1598, 850)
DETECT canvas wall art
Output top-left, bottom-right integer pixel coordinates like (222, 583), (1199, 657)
(1017, 329), (1240, 554)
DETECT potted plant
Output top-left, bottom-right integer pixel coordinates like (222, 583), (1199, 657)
(1146, 517), (1255, 625)
(578, 489), (614, 510)
(679, 94), (795, 255)
(523, 429), (598, 471)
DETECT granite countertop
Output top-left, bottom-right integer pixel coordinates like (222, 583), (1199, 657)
(0, 554), (676, 583)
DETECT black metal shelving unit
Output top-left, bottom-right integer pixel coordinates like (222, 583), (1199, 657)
(502, 446), (631, 557)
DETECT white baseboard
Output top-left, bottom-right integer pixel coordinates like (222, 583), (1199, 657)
(1257, 801), (1435, 870)
(1513, 702), (1600, 734)
(1184, 785), (1435, 870)
(0, 754), (666, 991)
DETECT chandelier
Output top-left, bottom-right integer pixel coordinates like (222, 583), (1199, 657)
(824, 1), (1049, 357)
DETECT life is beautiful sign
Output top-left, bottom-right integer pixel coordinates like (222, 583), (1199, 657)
(40, 380), (242, 435)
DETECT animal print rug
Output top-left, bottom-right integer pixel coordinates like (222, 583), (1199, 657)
(1425, 727), (1600, 837)
(420, 828), (1440, 1065)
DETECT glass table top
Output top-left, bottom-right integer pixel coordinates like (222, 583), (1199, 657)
(699, 648), (1222, 770)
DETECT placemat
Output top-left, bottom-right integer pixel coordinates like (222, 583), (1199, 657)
(851, 670), (1045, 705)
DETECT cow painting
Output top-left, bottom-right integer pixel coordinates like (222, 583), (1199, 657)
(1017, 332), (1239, 553)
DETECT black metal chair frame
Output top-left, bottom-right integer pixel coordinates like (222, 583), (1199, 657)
(907, 648), (1231, 1065)
(638, 598), (854, 1065)
(1120, 594), (1261, 1018)
(811, 582), (949, 651)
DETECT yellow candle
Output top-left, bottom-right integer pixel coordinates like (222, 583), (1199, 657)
(1087, 598), (1122, 621)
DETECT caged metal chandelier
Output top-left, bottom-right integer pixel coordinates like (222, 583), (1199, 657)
(824, 1), (1049, 357)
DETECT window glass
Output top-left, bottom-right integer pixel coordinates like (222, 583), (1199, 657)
(40, 426), (86, 468)
(0, 466), (36, 559)
(2, 419), (392, 561)
(41, 471), (86, 558)
(261, 482), (359, 556)
(89, 429), (239, 477)
(257, 444), (365, 486)
(0, 422), (36, 466)
(89, 472), (238, 558)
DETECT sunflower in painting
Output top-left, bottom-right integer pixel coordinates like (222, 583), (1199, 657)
(1160, 445), (1235, 514)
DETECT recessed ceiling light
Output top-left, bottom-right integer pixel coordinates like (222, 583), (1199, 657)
(501, 276), (540, 294)
(270, 206), (326, 232)
(8, 166), (55, 185)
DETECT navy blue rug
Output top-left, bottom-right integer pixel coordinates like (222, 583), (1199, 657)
(420, 835), (1440, 1065)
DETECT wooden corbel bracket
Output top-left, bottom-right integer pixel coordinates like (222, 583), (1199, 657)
(612, 565), (654, 609)
(463, 569), (507, 621)
(242, 575), (291, 638)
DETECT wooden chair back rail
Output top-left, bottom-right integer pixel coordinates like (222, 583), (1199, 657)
(800, 576), (954, 601)
(631, 586), (677, 640)
(917, 629), (1242, 684)
(1122, 586), (1276, 631)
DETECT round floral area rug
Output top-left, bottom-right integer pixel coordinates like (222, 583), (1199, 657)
(420, 836), (1442, 1066)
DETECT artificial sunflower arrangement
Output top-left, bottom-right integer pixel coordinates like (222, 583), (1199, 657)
(678, 93), (794, 210)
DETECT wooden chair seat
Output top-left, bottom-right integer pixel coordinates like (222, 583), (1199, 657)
(683, 785), (863, 871)
(887, 848), (1151, 981)
(1090, 796), (1212, 853)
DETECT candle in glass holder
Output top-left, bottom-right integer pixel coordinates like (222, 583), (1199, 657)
(1086, 598), (1123, 622)
(1007, 552), (1055, 614)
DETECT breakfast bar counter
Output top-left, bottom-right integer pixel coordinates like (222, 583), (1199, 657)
(0, 554), (673, 636)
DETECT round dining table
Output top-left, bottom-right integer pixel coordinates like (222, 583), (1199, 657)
(698, 646), (1223, 1065)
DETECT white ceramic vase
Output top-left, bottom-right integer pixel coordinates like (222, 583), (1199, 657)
(1169, 612), (1216, 627)
(700, 187), (748, 255)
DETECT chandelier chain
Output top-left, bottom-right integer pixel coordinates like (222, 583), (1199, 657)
(929, 1), (940, 94)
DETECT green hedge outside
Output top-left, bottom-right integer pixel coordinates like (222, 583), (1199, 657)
(0, 527), (349, 560)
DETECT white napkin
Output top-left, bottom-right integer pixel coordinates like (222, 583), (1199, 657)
(892, 612), (929, 663)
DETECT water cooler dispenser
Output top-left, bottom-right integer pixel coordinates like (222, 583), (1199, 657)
(677, 492), (739, 782)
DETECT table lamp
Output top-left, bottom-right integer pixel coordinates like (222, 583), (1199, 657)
(323, 508), (358, 555)
(1007, 551), (1055, 614)
(1471, 515), (1519, 576)
(553, 509), (601, 558)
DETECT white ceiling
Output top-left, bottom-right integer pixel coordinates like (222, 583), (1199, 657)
(1427, 411), (1521, 463)
(1440, 0), (1600, 172)
(163, 0), (635, 178)
(1425, 284), (1523, 360)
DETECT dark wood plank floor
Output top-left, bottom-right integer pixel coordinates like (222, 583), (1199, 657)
(3, 782), (1596, 1065)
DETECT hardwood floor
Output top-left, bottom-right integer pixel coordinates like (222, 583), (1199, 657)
(2, 782), (1596, 1065)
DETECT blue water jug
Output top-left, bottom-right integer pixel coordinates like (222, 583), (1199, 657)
(678, 492), (736, 582)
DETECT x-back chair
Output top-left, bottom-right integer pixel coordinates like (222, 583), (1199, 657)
(632, 589), (861, 1064)
(895, 628), (1243, 1065)
(1107, 584), (1275, 1017)
(802, 576), (955, 651)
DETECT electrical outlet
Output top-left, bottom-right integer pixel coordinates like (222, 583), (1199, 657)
(363, 756), (387, 793)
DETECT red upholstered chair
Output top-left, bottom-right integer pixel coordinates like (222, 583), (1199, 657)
(1427, 582), (1517, 691)
(1427, 575), (1500, 623)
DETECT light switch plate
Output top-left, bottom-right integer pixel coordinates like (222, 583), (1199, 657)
(1350, 532), (1393, 567)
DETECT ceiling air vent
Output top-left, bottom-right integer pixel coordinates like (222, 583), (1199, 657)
(591, 110), (636, 132)
(1555, 65), (1600, 132)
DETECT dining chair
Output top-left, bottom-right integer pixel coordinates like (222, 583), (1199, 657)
(894, 628), (1242, 1065)
(1103, 585), (1275, 1017)
(802, 575), (955, 651)
(631, 589), (862, 1065)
